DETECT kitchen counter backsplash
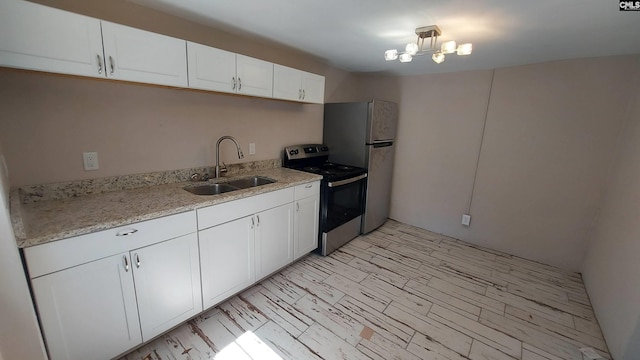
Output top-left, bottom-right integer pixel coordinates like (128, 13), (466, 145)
(18, 159), (282, 204)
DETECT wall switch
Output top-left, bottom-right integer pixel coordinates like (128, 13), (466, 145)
(579, 348), (603, 359)
(462, 214), (471, 226)
(82, 152), (99, 171)
(249, 143), (256, 155)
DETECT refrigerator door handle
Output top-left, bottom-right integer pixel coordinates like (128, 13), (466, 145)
(371, 141), (394, 148)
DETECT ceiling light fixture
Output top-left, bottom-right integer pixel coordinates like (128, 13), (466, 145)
(384, 25), (472, 64)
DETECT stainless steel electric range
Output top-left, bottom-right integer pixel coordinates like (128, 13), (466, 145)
(284, 144), (367, 256)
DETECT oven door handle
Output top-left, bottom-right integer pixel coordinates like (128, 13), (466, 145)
(327, 173), (367, 188)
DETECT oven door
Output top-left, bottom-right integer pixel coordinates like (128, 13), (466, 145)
(322, 173), (367, 232)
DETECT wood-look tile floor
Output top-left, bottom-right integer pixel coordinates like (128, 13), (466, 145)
(120, 220), (610, 360)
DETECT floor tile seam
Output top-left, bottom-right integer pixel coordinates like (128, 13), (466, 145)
(502, 312), (609, 354)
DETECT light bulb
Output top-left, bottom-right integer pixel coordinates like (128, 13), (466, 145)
(457, 43), (472, 55)
(405, 43), (419, 56)
(432, 52), (445, 64)
(399, 53), (413, 63)
(441, 40), (457, 54)
(384, 49), (398, 61)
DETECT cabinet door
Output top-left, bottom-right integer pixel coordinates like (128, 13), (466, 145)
(200, 216), (255, 309)
(187, 42), (236, 93)
(0, 0), (104, 78)
(132, 233), (202, 341)
(101, 21), (188, 87)
(273, 64), (302, 102)
(32, 253), (141, 360)
(236, 54), (273, 98)
(302, 71), (325, 104)
(255, 203), (294, 280)
(294, 195), (320, 260)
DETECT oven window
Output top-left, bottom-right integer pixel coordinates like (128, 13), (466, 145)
(324, 178), (365, 232)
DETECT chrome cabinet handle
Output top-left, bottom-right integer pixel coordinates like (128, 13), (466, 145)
(116, 229), (138, 237)
(299, 89), (302, 99)
(232, 77), (236, 90)
(296, 203), (300, 212)
(305, 184), (312, 188)
(97, 54), (103, 74)
(302, 89), (305, 99)
(256, 214), (260, 226)
(135, 253), (141, 268)
(238, 77), (242, 91)
(251, 217), (255, 229)
(123, 255), (129, 272)
(109, 56), (115, 75)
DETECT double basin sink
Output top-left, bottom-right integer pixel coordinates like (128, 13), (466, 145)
(184, 176), (276, 196)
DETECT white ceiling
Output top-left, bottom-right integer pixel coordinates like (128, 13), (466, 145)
(131, 0), (640, 76)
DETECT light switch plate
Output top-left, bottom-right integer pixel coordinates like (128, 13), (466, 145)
(462, 214), (471, 226)
(249, 143), (256, 155)
(82, 152), (99, 171)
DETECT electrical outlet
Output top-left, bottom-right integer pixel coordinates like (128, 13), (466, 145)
(579, 347), (603, 360)
(249, 143), (256, 155)
(461, 214), (471, 226)
(82, 152), (99, 171)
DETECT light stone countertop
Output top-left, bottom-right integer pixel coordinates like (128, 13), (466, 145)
(13, 167), (321, 248)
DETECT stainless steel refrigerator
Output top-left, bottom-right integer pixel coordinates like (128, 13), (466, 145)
(323, 100), (398, 234)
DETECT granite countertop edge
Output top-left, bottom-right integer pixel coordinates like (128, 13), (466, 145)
(14, 168), (322, 248)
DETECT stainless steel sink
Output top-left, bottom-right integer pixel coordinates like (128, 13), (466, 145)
(227, 176), (276, 189)
(183, 176), (276, 195)
(183, 183), (238, 196)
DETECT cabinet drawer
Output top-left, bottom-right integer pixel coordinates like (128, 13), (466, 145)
(25, 211), (197, 278)
(294, 181), (320, 200)
(197, 187), (294, 230)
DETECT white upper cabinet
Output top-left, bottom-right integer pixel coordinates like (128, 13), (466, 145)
(236, 54), (273, 98)
(273, 64), (325, 104)
(101, 21), (188, 87)
(0, 0), (104, 78)
(187, 42), (236, 93)
(187, 42), (273, 98)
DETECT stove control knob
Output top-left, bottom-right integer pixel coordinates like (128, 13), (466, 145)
(321, 146), (328, 152)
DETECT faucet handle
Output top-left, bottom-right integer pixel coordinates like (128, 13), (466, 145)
(220, 162), (228, 174)
(190, 173), (200, 181)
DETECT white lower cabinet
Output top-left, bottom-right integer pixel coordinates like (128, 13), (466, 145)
(32, 252), (141, 360)
(200, 215), (255, 309)
(26, 211), (200, 360)
(255, 203), (294, 280)
(26, 182), (320, 359)
(294, 193), (320, 259)
(133, 233), (202, 341)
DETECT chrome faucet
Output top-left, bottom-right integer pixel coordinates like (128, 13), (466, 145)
(215, 136), (244, 178)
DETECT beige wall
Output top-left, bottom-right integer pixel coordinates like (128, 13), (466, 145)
(582, 72), (640, 360)
(0, 1), (359, 186)
(381, 56), (639, 271)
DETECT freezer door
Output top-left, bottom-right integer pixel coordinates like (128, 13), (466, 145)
(367, 100), (398, 143)
(362, 141), (395, 233)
